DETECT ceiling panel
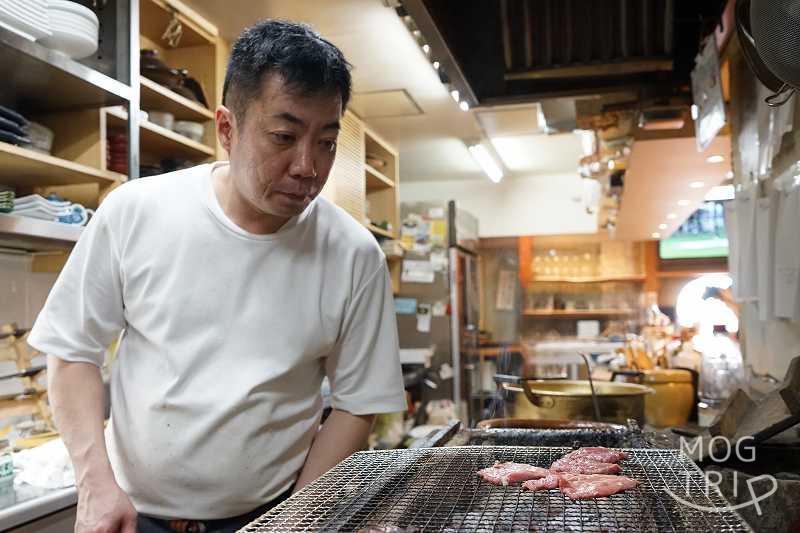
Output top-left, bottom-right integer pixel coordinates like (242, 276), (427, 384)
(476, 105), (540, 138)
(350, 89), (423, 119)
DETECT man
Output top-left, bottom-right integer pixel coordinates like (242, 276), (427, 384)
(29, 19), (406, 533)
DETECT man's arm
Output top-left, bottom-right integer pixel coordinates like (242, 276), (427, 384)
(293, 409), (375, 491)
(48, 355), (137, 533)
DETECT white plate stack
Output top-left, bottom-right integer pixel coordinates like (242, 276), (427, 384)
(0, 0), (51, 41)
(39, 0), (99, 59)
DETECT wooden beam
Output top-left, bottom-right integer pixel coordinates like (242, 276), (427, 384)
(643, 240), (660, 293)
(505, 58), (673, 81)
(517, 236), (533, 285)
(500, 0), (513, 70)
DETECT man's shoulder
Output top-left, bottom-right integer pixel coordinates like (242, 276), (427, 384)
(311, 196), (385, 269)
(101, 164), (209, 214)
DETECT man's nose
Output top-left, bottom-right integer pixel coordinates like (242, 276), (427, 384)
(289, 144), (317, 179)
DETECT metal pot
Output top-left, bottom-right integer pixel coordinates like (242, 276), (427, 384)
(500, 378), (654, 425)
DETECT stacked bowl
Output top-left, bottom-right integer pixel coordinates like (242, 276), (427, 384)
(0, 0), (51, 41)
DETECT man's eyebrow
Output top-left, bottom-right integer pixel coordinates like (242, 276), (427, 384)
(272, 113), (340, 131)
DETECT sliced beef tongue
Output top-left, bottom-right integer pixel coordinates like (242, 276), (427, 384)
(557, 473), (640, 500)
(522, 473), (561, 492)
(562, 447), (629, 463)
(550, 457), (622, 475)
(476, 461), (550, 486)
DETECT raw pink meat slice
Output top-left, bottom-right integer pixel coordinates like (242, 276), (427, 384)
(476, 461), (550, 486)
(563, 447), (629, 463)
(550, 457), (622, 475)
(522, 472), (561, 492)
(557, 473), (640, 500)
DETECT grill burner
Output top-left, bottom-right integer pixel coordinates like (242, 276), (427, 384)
(242, 447), (752, 532)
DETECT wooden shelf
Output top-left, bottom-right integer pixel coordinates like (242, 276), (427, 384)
(0, 142), (120, 189)
(656, 269), (726, 279)
(105, 107), (215, 161)
(0, 28), (130, 112)
(140, 0), (218, 48)
(366, 223), (394, 239)
(0, 213), (83, 251)
(366, 164), (395, 192)
(522, 309), (636, 318)
(139, 77), (215, 122)
(530, 275), (646, 284)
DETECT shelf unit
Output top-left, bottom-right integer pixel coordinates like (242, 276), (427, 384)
(364, 126), (399, 237)
(139, 77), (215, 122)
(0, 142), (121, 189)
(522, 309), (637, 318)
(367, 223), (394, 239)
(105, 106), (215, 162)
(530, 276), (646, 283)
(0, 213), (83, 252)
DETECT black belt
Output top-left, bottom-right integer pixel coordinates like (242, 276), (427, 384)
(137, 487), (293, 533)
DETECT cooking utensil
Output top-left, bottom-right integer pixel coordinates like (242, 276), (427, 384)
(241, 447), (752, 532)
(496, 374), (654, 425)
(612, 368), (696, 427)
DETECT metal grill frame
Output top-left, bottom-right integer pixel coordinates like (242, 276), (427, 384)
(241, 447), (753, 532)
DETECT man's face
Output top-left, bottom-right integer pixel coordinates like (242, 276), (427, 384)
(221, 75), (342, 218)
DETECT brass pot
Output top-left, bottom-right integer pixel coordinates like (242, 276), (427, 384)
(502, 380), (654, 425)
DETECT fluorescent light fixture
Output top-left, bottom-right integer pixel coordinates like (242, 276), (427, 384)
(706, 154), (725, 164)
(433, 60), (440, 70)
(705, 184), (735, 201)
(691, 104), (699, 120)
(667, 213), (678, 220)
(468, 144), (503, 183)
(422, 44), (430, 54)
(450, 89), (460, 102)
(459, 101), (470, 112)
(677, 199), (690, 207)
(689, 180), (705, 189)
(651, 232), (661, 239)
(658, 223), (668, 230)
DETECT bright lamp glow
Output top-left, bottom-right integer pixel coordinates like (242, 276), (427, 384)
(659, 223), (668, 230)
(459, 101), (470, 111)
(422, 44), (430, 54)
(705, 184), (735, 201)
(450, 89), (460, 102)
(651, 232), (661, 239)
(667, 213), (678, 220)
(677, 199), (690, 207)
(468, 144), (503, 183)
(433, 60), (440, 69)
(689, 181), (705, 189)
(706, 154), (725, 164)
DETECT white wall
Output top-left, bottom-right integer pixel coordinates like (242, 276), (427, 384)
(400, 174), (598, 238)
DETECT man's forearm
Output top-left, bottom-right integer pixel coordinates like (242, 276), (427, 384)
(293, 409), (375, 491)
(47, 356), (116, 489)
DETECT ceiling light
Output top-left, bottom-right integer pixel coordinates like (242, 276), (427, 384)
(705, 184), (735, 201)
(667, 213), (678, 220)
(706, 154), (725, 164)
(726, 170), (734, 179)
(658, 223), (668, 230)
(468, 144), (503, 183)
(608, 160), (616, 170)
(689, 180), (705, 189)
(691, 104), (699, 120)
(459, 101), (470, 112)
(422, 44), (430, 54)
(433, 60), (440, 70)
(412, 30), (421, 37)
(651, 232), (661, 239)
(677, 199), (690, 207)
(450, 89), (460, 102)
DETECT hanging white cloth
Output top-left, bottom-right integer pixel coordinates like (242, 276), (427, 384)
(755, 190), (778, 321)
(734, 188), (758, 301)
(773, 186), (800, 320)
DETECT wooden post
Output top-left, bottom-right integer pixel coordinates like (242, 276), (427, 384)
(518, 236), (533, 285)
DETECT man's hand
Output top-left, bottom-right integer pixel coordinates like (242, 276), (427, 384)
(75, 479), (137, 533)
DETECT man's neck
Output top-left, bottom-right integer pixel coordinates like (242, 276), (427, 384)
(211, 164), (291, 235)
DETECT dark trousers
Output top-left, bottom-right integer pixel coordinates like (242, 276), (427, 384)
(137, 488), (292, 533)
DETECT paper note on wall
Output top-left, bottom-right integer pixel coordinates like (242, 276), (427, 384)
(416, 303), (432, 332)
(432, 300), (447, 317)
(395, 297), (418, 315)
(430, 249), (448, 272)
(402, 260), (435, 283)
(496, 270), (516, 311)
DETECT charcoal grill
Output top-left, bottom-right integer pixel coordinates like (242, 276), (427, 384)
(241, 447), (752, 532)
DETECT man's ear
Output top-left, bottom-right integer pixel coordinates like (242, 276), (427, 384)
(215, 105), (236, 153)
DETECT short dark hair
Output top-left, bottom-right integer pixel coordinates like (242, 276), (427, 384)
(223, 19), (352, 123)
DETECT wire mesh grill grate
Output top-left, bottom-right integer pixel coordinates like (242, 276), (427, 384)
(241, 447), (753, 532)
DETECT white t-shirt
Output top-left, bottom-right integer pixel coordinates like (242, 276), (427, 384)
(28, 162), (406, 519)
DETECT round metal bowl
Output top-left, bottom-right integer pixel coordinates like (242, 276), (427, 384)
(502, 379), (654, 425)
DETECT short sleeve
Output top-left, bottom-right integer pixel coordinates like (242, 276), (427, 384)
(27, 198), (125, 367)
(325, 263), (407, 415)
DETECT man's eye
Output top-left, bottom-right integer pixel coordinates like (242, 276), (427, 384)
(271, 133), (295, 145)
(321, 140), (337, 152)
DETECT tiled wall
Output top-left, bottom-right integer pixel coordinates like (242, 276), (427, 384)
(0, 255), (58, 396)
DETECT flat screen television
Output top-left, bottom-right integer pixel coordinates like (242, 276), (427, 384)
(658, 200), (729, 259)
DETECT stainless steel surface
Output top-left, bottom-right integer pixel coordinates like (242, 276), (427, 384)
(448, 246), (460, 413)
(242, 447), (752, 532)
(0, 214), (82, 252)
(0, 486), (76, 531)
(127, 0), (140, 179)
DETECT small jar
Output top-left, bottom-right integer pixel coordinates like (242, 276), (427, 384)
(0, 439), (13, 486)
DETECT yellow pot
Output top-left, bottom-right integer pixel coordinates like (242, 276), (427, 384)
(642, 369), (694, 428)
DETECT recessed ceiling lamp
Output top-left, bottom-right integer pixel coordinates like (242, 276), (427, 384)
(468, 144), (503, 183)
(677, 199), (691, 207)
(725, 170), (734, 179)
(450, 89), (460, 103)
(666, 213), (678, 220)
(705, 184), (736, 201)
(432, 60), (440, 69)
(651, 232), (661, 239)
(422, 44), (430, 54)
(658, 223), (668, 230)
(706, 155), (725, 164)
(689, 181), (705, 189)
(459, 101), (470, 112)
